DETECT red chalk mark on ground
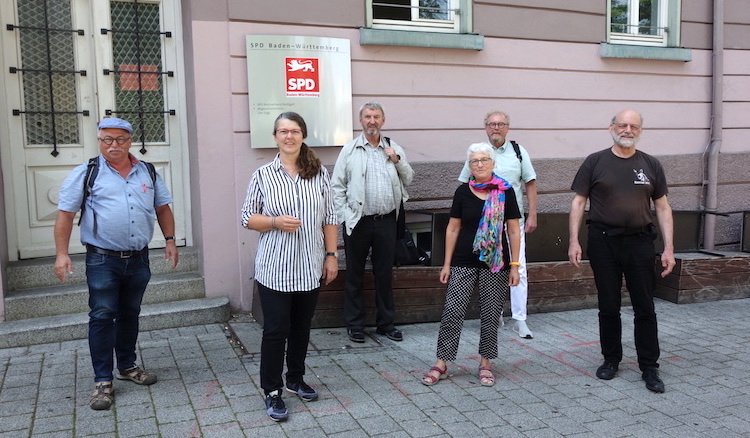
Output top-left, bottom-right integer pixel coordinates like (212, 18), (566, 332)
(381, 371), (411, 397)
(560, 333), (601, 347)
(510, 336), (600, 378)
(190, 380), (222, 436)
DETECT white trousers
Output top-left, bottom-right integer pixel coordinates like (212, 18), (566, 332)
(510, 229), (528, 321)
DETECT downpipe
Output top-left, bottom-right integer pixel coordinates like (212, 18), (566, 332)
(702, 0), (724, 250)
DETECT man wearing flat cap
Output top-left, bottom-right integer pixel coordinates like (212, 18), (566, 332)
(54, 117), (179, 410)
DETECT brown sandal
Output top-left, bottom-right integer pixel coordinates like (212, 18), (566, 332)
(422, 365), (448, 386)
(90, 381), (114, 410)
(478, 366), (495, 387)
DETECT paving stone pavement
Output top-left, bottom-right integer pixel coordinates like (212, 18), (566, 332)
(1, 297), (750, 437)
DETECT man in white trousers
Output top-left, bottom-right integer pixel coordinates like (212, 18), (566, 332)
(458, 110), (538, 338)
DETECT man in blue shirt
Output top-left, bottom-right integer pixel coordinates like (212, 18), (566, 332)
(53, 117), (179, 410)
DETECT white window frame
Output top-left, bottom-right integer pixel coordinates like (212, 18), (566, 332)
(367, 0), (470, 34)
(607, 0), (672, 47)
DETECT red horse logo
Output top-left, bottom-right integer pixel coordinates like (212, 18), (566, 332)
(287, 59), (315, 72)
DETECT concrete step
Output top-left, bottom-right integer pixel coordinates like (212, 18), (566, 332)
(6, 246), (200, 291)
(4, 271), (206, 321)
(0, 297), (231, 349)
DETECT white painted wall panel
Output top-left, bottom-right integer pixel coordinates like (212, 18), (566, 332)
(725, 50), (750, 74)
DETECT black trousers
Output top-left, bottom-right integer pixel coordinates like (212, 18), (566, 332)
(342, 213), (397, 331)
(257, 282), (319, 395)
(587, 225), (660, 370)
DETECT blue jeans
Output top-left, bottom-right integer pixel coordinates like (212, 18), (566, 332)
(86, 250), (151, 382)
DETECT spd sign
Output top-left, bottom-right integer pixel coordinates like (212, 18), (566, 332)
(285, 58), (319, 96)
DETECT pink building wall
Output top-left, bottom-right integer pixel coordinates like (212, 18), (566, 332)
(0, 1), (746, 319)
(184, 3), (750, 312)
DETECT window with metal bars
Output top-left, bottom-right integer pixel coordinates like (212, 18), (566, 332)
(9, 0), (88, 156)
(103, 0), (175, 154)
(7, 0), (175, 156)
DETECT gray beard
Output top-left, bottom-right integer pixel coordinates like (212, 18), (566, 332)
(612, 133), (637, 148)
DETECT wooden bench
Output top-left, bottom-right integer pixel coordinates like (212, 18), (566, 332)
(251, 260), (610, 328)
(655, 251), (750, 304)
(250, 210), (746, 327)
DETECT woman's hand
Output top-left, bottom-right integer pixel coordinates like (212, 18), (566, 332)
(439, 265), (451, 284)
(508, 266), (520, 287)
(274, 215), (302, 233)
(321, 256), (338, 285)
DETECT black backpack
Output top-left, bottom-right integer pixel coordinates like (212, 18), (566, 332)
(78, 157), (157, 227)
(394, 226), (430, 266)
(510, 140), (522, 162)
(380, 137), (426, 265)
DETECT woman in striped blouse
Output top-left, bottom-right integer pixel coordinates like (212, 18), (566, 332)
(241, 112), (338, 422)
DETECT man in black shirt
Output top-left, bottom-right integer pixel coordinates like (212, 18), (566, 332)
(568, 109), (675, 393)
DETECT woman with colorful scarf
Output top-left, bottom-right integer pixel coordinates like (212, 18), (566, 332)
(422, 143), (521, 387)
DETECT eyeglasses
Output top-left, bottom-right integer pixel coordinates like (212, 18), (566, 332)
(485, 122), (508, 129)
(469, 158), (493, 167)
(277, 129), (303, 137)
(613, 123), (641, 131)
(98, 136), (132, 145)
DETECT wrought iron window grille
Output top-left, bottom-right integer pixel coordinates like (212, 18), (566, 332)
(100, 0), (175, 155)
(6, 19), (88, 157)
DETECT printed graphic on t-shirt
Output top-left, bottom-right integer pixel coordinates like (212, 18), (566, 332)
(633, 169), (651, 185)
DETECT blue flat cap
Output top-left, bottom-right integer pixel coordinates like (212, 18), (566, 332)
(97, 117), (133, 134)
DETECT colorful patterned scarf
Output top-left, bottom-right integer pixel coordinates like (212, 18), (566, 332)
(470, 173), (513, 272)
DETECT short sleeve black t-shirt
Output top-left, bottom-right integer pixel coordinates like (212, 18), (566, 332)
(448, 183), (521, 269)
(571, 148), (668, 228)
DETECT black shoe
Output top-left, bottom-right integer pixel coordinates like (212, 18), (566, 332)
(347, 328), (365, 343)
(642, 367), (665, 393)
(264, 390), (288, 422)
(376, 327), (403, 342)
(285, 380), (318, 402)
(596, 361), (618, 380)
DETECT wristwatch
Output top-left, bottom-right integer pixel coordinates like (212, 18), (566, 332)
(165, 236), (175, 241)
(325, 251), (338, 258)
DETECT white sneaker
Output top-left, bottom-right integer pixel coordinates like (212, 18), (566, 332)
(514, 320), (533, 339)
